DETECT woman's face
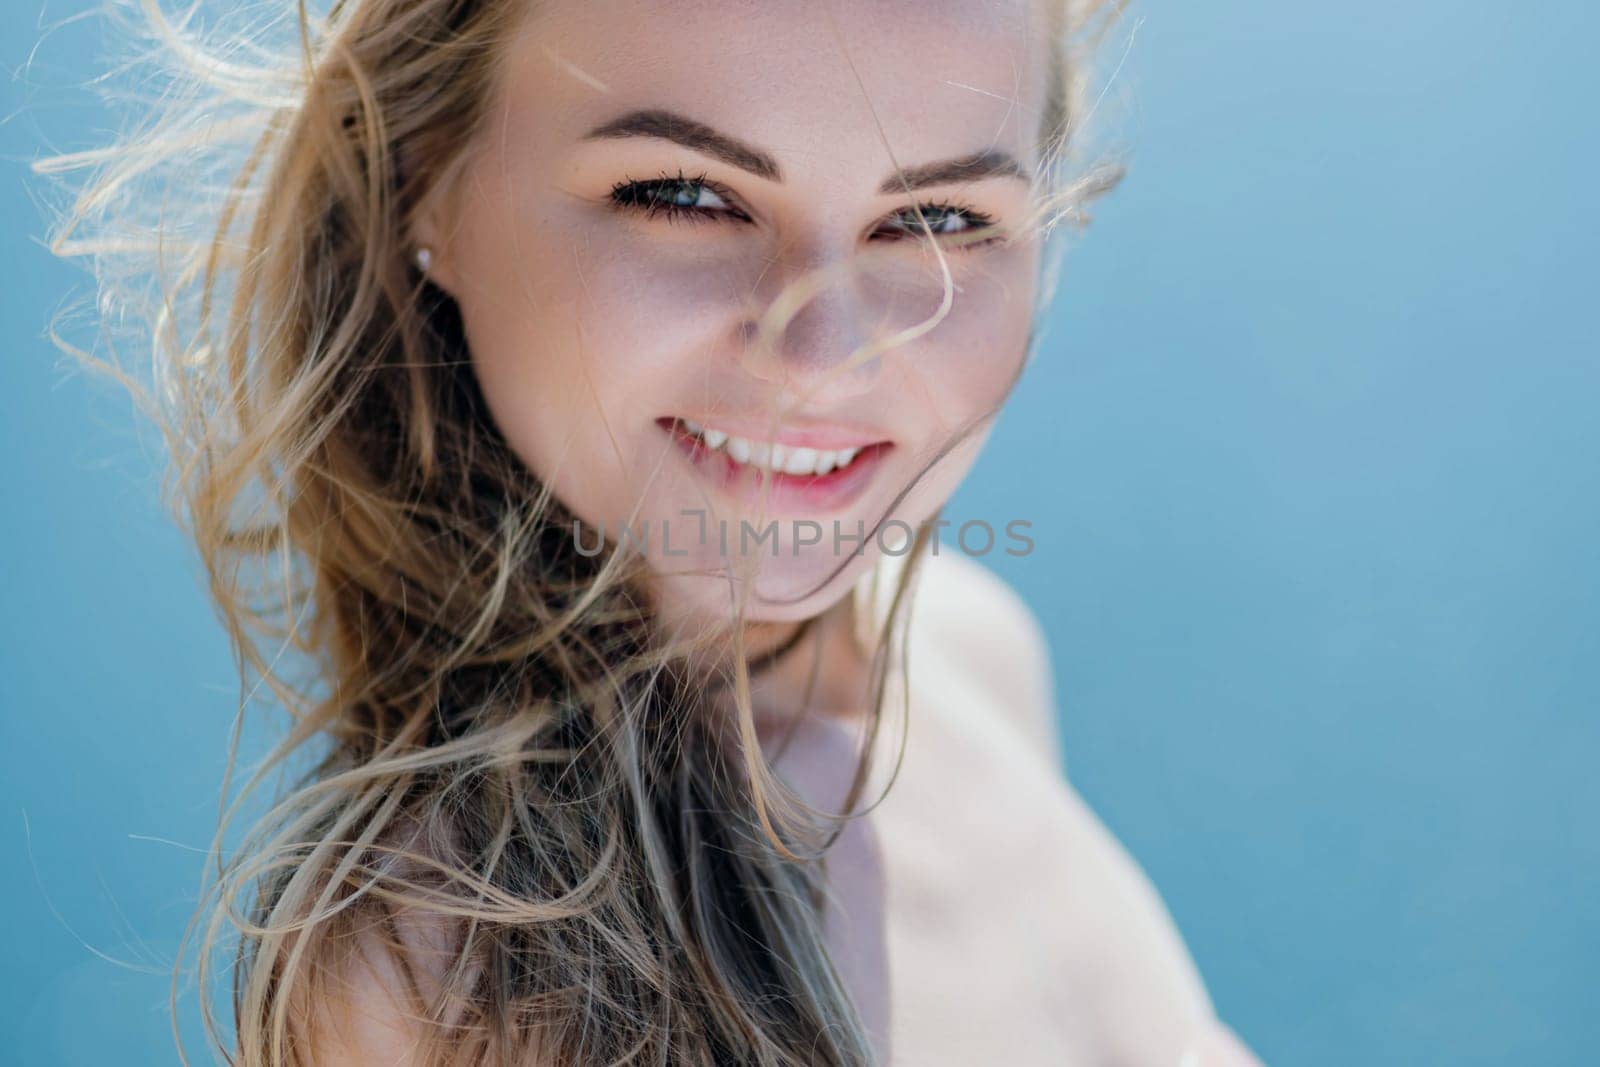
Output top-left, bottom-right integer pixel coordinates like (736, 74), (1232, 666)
(416, 0), (1050, 627)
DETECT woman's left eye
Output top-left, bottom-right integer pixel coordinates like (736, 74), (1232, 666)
(877, 202), (999, 248)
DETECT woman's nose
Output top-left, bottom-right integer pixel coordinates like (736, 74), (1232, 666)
(739, 247), (886, 406)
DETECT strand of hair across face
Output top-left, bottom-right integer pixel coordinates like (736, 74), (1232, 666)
(744, 615), (819, 675)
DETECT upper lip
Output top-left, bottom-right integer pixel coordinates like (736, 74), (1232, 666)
(660, 415), (891, 451)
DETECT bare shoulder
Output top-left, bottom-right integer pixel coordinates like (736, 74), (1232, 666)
(1189, 1019), (1270, 1066)
(1044, 781), (1231, 1062)
(293, 917), (437, 1065)
(903, 546), (1063, 770)
(280, 880), (484, 1066)
(284, 824), (487, 1065)
(899, 553), (1268, 1065)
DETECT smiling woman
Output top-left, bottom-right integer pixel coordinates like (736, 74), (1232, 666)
(32, 0), (1262, 1063)
(408, 0), (1056, 624)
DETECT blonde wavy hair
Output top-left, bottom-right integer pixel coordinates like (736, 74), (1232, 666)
(31, 0), (1126, 1061)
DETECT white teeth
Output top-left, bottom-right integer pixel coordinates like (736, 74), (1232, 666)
(673, 417), (873, 477)
(784, 447), (819, 475)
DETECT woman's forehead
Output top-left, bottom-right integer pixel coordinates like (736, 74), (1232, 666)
(489, 0), (1053, 174)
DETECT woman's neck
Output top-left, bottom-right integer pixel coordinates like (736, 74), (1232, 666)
(739, 594), (876, 727)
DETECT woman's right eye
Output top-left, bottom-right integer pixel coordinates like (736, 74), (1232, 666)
(610, 171), (747, 224)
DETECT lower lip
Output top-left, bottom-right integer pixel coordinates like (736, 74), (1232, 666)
(658, 418), (893, 514)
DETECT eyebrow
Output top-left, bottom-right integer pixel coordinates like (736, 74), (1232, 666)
(581, 109), (1030, 193)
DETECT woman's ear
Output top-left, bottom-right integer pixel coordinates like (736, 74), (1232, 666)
(409, 201), (460, 296)
(400, 144), (462, 295)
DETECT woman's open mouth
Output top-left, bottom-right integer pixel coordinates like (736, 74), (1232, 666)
(656, 416), (893, 515)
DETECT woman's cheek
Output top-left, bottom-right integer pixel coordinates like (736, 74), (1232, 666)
(901, 266), (1036, 434)
(562, 237), (754, 383)
(957, 288), (1033, 399)
(478, 240), (743, 525)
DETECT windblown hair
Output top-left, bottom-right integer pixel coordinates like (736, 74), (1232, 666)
(32, 0), (1126, 1062)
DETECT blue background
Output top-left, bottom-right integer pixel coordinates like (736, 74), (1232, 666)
(4, 2), (1596, 1063)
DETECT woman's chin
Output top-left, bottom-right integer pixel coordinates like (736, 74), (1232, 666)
(645, 554), (871, 633)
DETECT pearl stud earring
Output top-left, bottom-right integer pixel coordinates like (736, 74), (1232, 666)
(414, 245), (434, 271)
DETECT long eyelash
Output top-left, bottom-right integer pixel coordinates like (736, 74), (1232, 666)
(889, 199), (1002, 250)
(904, 199), (995, 227)
(609, 169), (738, 225)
